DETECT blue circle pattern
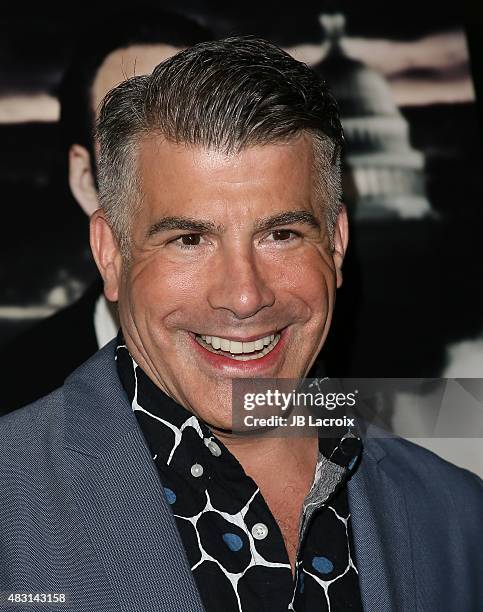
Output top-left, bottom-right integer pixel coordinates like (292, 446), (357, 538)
(164, 487), (177, 504)
(222, 533), (244, 552)
(312, 556), (334, 574)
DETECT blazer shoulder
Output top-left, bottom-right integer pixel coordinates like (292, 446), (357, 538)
(0, 388), (65, 457)
(374, 435), (483, 522)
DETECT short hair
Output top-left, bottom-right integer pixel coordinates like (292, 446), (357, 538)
(96, 36), (344, 256)
(57, 9), (212, 159)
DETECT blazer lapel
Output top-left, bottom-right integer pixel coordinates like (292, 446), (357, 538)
(348, 440), (416, 612)
(63, 342), (205, 612)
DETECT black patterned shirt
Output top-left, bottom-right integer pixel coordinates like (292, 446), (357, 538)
(116, 340), (364, 611)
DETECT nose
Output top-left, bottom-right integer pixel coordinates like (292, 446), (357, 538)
(207, 245), (275, 319)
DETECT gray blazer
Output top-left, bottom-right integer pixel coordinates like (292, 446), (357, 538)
(1, 341), (482, 611)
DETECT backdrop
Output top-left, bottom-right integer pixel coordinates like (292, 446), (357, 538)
(1, 1), (482, 472)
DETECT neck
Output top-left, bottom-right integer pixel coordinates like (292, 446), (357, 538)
(213, 428), (318, 491)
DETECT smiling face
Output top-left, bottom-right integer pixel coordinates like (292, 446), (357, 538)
(91, 133), (347, 429)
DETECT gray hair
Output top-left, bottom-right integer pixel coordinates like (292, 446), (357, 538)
(96, 36), (344, 256)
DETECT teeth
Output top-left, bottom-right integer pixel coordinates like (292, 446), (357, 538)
(230, 335), (280, 360)
(231, 341), (243, 354)
(198, 332), (281, 359)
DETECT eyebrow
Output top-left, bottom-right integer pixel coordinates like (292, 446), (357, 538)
(253, 211), (321, 233)
(147, 217), (223, 238)
(146, 210), (320, 238)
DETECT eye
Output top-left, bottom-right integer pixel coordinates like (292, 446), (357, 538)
(272, 229), (294, 241)
(168, 233), (205, 250)
(265, 229), (301, 242)
(178, 234), (201, 246)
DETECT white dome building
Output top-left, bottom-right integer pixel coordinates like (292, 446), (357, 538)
(314, 15), (432, 220)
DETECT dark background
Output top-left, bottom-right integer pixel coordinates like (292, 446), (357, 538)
(1, 0), (482, 378)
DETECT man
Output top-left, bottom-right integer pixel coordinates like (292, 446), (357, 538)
(1, 38), (482, 611)
(0, 10), (212, 415)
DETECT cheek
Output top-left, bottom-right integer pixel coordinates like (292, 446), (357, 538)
(122, 256), (208, 325)
(278, 250), (336, 315)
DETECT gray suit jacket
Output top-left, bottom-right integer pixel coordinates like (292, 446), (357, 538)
(1, 341), (482, 611)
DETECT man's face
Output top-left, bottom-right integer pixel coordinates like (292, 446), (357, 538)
(97, 135), (347, 429)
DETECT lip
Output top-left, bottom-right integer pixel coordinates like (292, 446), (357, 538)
(188, 327), (288, 374)
(192, 330), (280, 343)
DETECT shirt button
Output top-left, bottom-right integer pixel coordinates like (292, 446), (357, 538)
(340, 434), (362, 458)
(204, 438), (222, 457)
(190, 463), (204, 478)
(251, 523), (269, 540)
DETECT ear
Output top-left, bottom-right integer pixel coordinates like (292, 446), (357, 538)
(68, 144), (100, 216)
(90, 209), (122, 302)
(332, 205), (349, 289)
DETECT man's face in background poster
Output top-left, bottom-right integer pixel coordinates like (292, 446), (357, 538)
(68, 43), (182, 217)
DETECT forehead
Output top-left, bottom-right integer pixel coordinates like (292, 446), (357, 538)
(136, 136), (319, 218)
(91, 43), (181, 116)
